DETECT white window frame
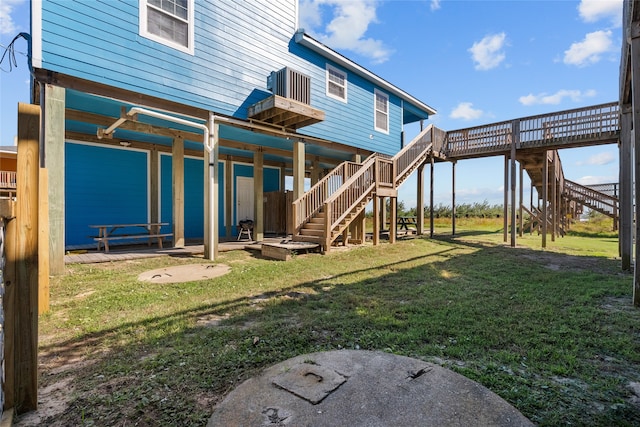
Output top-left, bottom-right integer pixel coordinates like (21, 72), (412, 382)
(374, 89), (389, 134)
(326, 64), (347, 102)
(139, 0), (195, 55)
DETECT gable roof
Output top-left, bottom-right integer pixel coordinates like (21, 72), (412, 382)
(294, 29), (437, 121)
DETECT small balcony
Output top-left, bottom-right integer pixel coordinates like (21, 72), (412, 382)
(248, 67), (325, 129)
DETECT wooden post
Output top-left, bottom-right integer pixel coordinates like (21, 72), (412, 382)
(254, 150), (264, 241)
(43, 84), (65, 276)
(225, 159), (233, 238)
(38, 169), (50, 314)
(293, 140), (305, 200)
(416, 163), (425, 235)
(510, 120), (519, 247)
(551, 153), (557, 242)
(311, 157), (321, 185)
(372, 196), (380, 246)
(172, 137), (185, 247)
(620, 108), (632, 271)
(452, 161), (456, 236)
(430, 154), (434, 238)
(379, 197), (387, 232)
(150, 148), (159, 225)
(503, 154), (508, 242)
(7, 102), (41, 412)
(633, 32), (640, 306)
(204, 118), (218, 260)
(389, 197), (397, 244)
(519, 163), (523, 237)
(542, 151), (548, 248)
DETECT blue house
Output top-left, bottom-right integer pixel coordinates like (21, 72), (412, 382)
(29, 0), (436, 268)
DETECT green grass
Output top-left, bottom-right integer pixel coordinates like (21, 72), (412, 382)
(27, 219), (640, 426)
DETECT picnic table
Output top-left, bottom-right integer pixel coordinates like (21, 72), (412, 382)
(397, 216), (417, 230)
(89, 222), (171, 252)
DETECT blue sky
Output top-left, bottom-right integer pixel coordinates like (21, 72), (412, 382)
(1, 0), (623, 207)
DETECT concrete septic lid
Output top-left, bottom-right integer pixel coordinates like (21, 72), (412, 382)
(138, 263), (230, 284)
(207, 350), (534, 427)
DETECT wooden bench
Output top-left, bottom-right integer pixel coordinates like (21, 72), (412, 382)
(89, 223), (171, 252)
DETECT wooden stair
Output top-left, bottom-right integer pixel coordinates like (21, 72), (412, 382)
(292, 125), (442, 251)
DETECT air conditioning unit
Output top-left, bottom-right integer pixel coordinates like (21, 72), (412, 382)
(267, 67), (311, 105)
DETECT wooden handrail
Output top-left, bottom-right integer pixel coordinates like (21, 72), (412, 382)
(0, 171), (17, 189)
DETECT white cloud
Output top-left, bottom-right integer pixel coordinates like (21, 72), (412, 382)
(518, 89), (597, 106)
(578, 0), (622, 26)
(564, 30), (614, 66)
(299, 0), (393, 64)
(468, 33), (507, 70)
(577, 152), (615, 166)
(430, 0), (441, 11)
(450, 102), (483, 120)
(0, 0), (25, 35)
(576, 175), (618, 186)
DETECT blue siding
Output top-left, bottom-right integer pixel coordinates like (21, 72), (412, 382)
(38, 0), (412, 156)
(65, 143), (148, 246)
(160, 155), (226, 238)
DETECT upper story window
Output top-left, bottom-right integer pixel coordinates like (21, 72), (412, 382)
(140, 0), (194, 55)
(374, 89), (389, 133)
(326, 64), (347, 102)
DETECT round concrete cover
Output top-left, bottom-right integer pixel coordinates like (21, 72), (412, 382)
(137, 263), (230, 284)
(208, 350), (534, 426)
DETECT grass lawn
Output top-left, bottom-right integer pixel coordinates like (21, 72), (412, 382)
(18, 218), (640, 426)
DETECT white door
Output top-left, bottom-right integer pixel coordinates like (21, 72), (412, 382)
(236, 176), (254, 224)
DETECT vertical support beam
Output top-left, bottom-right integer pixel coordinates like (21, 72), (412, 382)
(254, 150), (264, 241)
(542, 151), (548, 248)
(310, 157), (321, 186)
(519, 162), (524, 237)
(551, 153), (557, 242)
(620, 108), (632, 271)
(389, 197), (397, 244)
(225, 159), (233, 238)
(279, 165), (286, 193)
(452, 161), (456, 236)
(430, 154), (434, 238)
(503, 154), (508, 242)
(38, 168), (49, 314)
(149, 147), (159, 225)
(293, 140), (305, 200)
(379, 197), (387, 231)
(8, 103), (40, 412)
(510, 121), (519, 247)
(633, 32), (640, 306)
(416, 163), (425, 235)
(204, 118), (218, 260)
(372, 196), (380, 246)
(172, 137), (185, 248)
(43, 84), (65, 276)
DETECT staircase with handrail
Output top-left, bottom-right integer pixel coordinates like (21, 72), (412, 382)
(291, 125), (441, 251)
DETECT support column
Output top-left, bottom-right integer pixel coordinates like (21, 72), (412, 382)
(542, 152), (548, 248)
(430, 155), (434, 238)
(310, 157), (321, 186)
(452, 161), (456, 236)
(551, 154), (557, 242)
(43, 84), (65, 276)
(379, 197), (387, 231)
(225, 159), (233, 238)
(7, 103), (40, 412)
(519, 162), (523, 238)
(254, 150), (264, 241)
(172, 137), (185, 247)
(293, 140), (305, 200)
(204, 118), (219, 260)
(620, 109), (632, 271)
(633, 30), (640, 305)
(510, 122), (518, 247)
(389, 197), (397, 244)
(417, 163), (425, 235)
(372, 196), (380, 246)
(503, 155), (508, 243)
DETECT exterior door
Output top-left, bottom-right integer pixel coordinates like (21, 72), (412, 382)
(236, 176), (254, 224)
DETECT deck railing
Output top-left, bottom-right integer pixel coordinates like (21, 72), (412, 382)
(443, 102), (619, 157)
(564, 179), (617, 216)
(0, 171), (16, 189)
(395, 125), (435, 184)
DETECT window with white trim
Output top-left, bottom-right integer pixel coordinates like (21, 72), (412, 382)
(140, 0), (194, 54)
(374, 89), (389, 133)
(326, 64), (347, 102)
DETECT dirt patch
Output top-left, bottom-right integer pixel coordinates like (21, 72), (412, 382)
(138, 263), (231, 283)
